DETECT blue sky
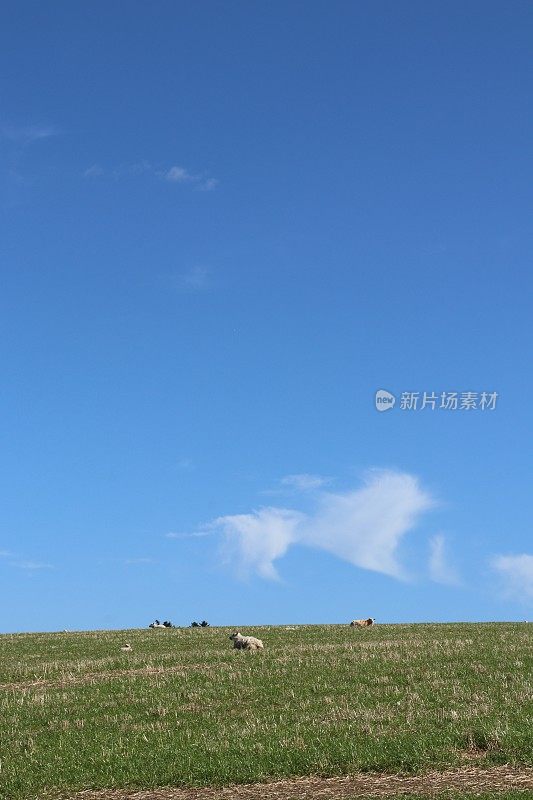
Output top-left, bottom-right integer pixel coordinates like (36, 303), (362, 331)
(1, 2), (532, 633)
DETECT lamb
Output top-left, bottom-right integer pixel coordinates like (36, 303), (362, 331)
(350, 618), (375, 628)
(120, 643), (132, 651)
(229, 631), (264, 650)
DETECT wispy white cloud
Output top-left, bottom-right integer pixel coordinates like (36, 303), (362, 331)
(261, 473), (333, 497)
(166, 530), (212, 540)
(176, 457), (194, 470)
(164, 166), (193, 183)
(491, 553), (533, 601)
(9, 560), (54, 571)
(1, 548), (54, 570)
(84, 161), (151, 180)
(212, 470), (436, 581)
(428, 534), (460, 585)
(162, 166), (218, 191)
(217, 507), (305, 581)
(83, 161), (218, 190)
(1, 124), (59, 144)
(281, 473), (333, 491)
(122, 160), (152, 177)
(124, 557), (156, 565)
(1, 123), (60, 187)
(173, 265), (211, 292)
(197, 177), (218, 192)
(83, 164), (104, 178)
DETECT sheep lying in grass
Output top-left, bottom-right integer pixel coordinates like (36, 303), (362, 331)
(229, 631), (264, 650)
(350, 618), (375, 628)
(120, 643), (132, 651)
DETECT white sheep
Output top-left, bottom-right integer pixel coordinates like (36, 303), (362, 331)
(120, 643), (132, 651)
(229, 631), (264, 650)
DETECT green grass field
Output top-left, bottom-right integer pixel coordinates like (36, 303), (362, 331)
(0, 623), (531, 800)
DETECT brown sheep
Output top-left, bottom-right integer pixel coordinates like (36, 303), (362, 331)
(350, 618), (375, 628)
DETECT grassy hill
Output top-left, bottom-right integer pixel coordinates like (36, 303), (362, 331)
(0, 622), (531, 799)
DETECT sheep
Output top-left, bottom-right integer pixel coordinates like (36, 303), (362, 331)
(350, 618), (375, 628)
(149, 620), (166, 628)
(120, 643), (132, 651)
(229, 631), (264, 650)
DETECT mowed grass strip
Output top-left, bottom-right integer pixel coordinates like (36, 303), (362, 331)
(60, 766), (533, 799)
(0, 623), (531, 800)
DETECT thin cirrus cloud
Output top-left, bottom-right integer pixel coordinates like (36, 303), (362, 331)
(1, 123), (60, 186)
(491, 553), (533, 601)
(428, 534), (461, 585)
(84, 161), (152, 180)
(83, 164), (105, 178)
(211, 469), (436, 581)
(9, 560), (54, 571)
(0, 551), (53, 570)
(162, 166), (218, 191)
(83, 161), (217, 191)
(174, 265), (211, 292)
(280, 473), (333, 491)
(1, 123), (60, 144)
(261, 473), (333, 497)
